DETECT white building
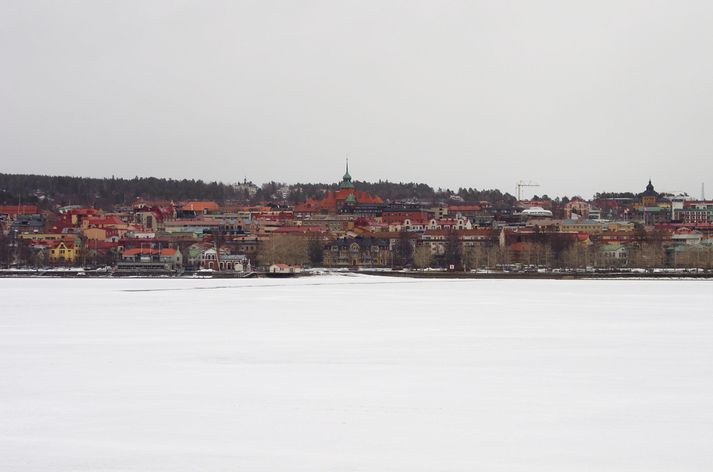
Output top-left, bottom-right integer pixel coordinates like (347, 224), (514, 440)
(269, 264), (302, 274)
(521, 207), (553, 218)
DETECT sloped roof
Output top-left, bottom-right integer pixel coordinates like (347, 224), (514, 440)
(0, 205), (39, 215)
(181, 201), (219, 212)
(123, 248), (177, 256)
(85, 215), (125, 226)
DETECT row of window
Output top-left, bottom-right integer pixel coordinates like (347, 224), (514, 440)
(331, 245), (382, 252)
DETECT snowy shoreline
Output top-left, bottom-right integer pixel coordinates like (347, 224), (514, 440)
(1, 269), (711, 280)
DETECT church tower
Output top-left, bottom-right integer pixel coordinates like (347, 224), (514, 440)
(339, 158), (354, 189)
(641, 179), (658, 207)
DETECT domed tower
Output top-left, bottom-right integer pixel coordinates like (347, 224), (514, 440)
(641, 179), (658, 207)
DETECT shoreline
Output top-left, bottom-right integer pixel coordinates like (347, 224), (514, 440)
(358, 270), (713, 280)
(1, 269), (711, 280)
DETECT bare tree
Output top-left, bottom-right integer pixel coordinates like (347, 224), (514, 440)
(307, 238), (324, 267)
(482, 244), (503, 269)
(676, 246), (713, 269)
(413, 245), (433, 269)
(257, 234), (308, 267)
(629, 243), (665, 268)
(443, 229), (461, 269)
(393, 229), (414, 267)
(461, 244), (490, 270)
(0, 231), (11, 268)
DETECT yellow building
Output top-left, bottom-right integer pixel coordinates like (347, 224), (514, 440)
(641, 180), (658, 207)
(83, 227), (108, 241)
(49, 241), (79, 264)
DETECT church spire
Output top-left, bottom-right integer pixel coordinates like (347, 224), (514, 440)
(340, 157), (354, 189)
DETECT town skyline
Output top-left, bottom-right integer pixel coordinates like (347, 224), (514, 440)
(2, 161), (712, 274)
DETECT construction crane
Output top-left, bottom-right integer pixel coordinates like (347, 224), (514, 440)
(516, 180), (540, 201)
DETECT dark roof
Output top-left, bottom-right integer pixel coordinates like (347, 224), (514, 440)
(642, 179), (658, 197)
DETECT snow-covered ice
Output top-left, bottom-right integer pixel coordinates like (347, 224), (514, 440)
(1, 275), (712, 471)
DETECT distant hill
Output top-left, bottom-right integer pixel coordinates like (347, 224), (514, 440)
(0, 173), (516, 209)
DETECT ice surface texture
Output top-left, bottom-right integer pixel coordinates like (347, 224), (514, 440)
(1, 275), (712, 471)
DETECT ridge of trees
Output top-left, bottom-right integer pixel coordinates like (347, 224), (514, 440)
(0, 173), (517, 208)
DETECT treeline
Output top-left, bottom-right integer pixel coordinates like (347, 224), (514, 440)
(242, 230), (713, 271)
(0, 174), (244, 208)
(287, 180), (439, 203)
(0, 173), (516, 208)
(593, 191), (638, 199)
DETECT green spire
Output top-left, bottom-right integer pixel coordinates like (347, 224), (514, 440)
(340, 158), (354, 189)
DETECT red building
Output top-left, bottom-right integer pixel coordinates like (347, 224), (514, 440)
(294, 162), (383, 214)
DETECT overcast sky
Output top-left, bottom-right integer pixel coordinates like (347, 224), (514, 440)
(1, 1), (712, 198)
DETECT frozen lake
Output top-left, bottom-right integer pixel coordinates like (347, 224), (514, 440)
(1, 275), (712, 471)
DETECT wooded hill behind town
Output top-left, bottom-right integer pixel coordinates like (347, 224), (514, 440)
(0, 173), (518, 208)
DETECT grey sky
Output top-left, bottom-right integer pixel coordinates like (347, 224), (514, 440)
(1, 1), (712, 198)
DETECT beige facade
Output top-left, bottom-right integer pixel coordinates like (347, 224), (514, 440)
(83, 227), (108, 241)
(564, 200), (591, 219)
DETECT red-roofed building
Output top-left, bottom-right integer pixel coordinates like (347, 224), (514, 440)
(122, 247), (178, 257)
(180, 201), (219, 214)
(83, 215), (125, 228)
(671, 227), (703, 245)
(294, 162), (383, 214)
(0, 205), (39, 219)
(65, 208), (100, 226)
(447, 204), (484, 220)
(381, 211), (428, 224)
(119, 247), (183, 271)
